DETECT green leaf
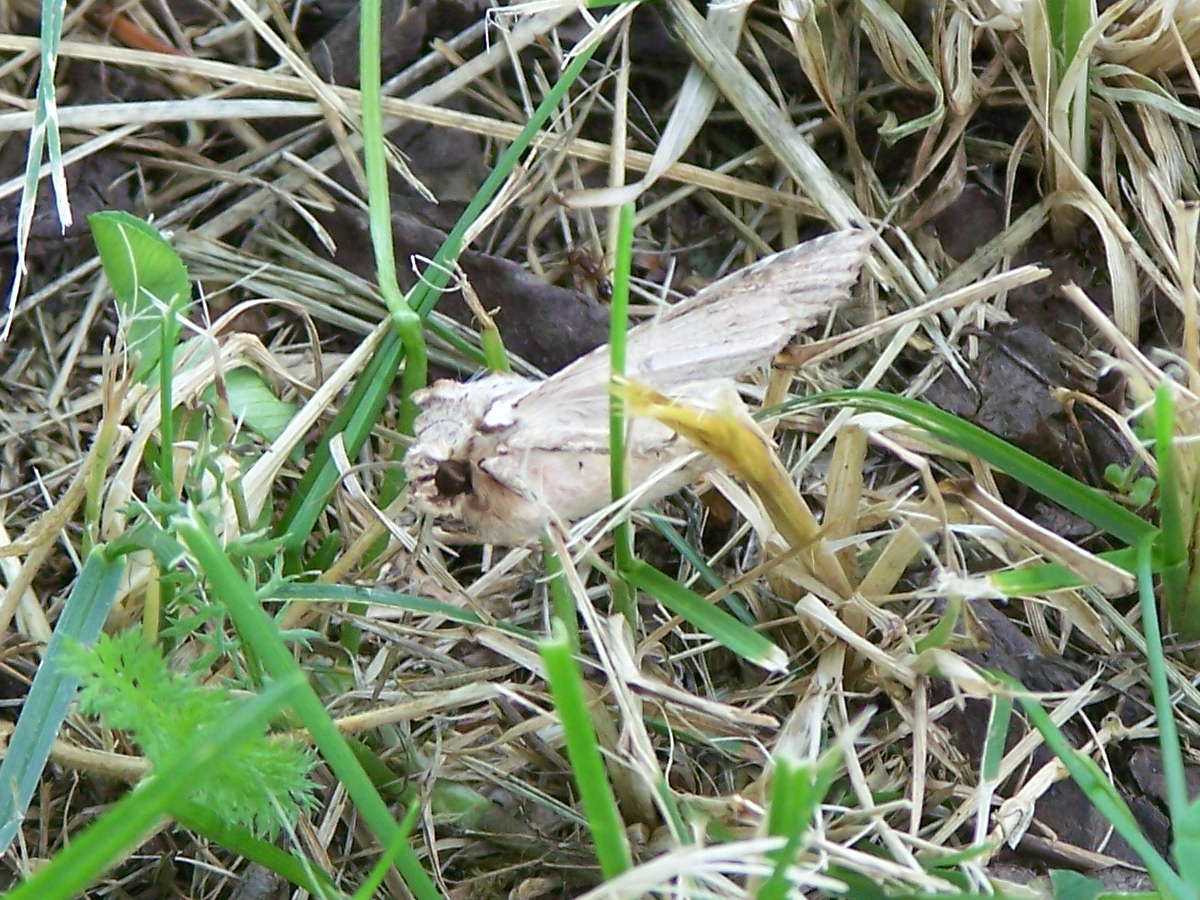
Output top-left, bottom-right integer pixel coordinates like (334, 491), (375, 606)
(3, 674), (306, 900)
(1048, 869), (1102, 900)
(0, 547), (124, 855)
(204, 367), (298, 443)
(89, 211), (192, 381)
(72, 630), (316, 838)
(626, 560), (787, 671)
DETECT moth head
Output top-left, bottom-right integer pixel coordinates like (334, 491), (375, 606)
(405, 442), (548, 544)
(433, 458), (473, 498)
(405, 375), (540, 539)
(405, 426), (472, 517)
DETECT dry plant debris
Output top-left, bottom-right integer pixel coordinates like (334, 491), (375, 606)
(1, 0), (1199, 896)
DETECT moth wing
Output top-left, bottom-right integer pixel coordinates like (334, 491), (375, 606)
(512, 229), (871, 424)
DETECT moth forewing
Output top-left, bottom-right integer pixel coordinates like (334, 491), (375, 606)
(525, 229), (872, 415)
(405, 229), (872, 544)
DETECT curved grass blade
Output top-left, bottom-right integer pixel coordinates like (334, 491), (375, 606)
(997, 666), (1191, 899)
(264, 581), (533, 640)
(791, 391), (1156, 547)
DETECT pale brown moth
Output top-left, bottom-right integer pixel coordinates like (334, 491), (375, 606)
(405, 230), (872, 544)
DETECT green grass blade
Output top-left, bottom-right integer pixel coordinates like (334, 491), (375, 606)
(626, 560), (787, 671)
(759, 749), (841, 900)
(351, 801), (425, 900)
(609, 202), (637, 578)
(4, 674), (307, 900)
(1136, 540), (1189, 828)
(1044, 0), (1093, 73)
(542, 539), (580, 651)
(997, 670), (1191, 899)
(172, 799), (342, 898)
(1043, 0), (1094, 173)
(604, 201), (638, 624)
(796, 391), (1156, 546)
(265, 581), (534, 640)
(988, 545), (1147, 595)
(277, 32), (604, 551)
(275, 333), (404, 553)
(0, 547), (124, 854)
(981, 692), (1014, 784)
(915, 594), (962, 653)
(173, 511), (444, 900)
(644, 512), (755, 624)
(1153, 386), (1195, 640)
(1175, 798), (1200, 889)
(540, 621), (632, 879)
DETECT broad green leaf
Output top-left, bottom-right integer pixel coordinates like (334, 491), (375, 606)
(89, 211), (191, 381)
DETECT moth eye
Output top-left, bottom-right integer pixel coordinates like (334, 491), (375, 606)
(434, 459), (473, 498)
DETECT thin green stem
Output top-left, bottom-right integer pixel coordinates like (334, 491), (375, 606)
(1155, 385), (1195, 640)
(156, 295), (184, 497)
(280, 31), (605, 547)
(403, 41), (602, 321)
(608, 203), (636, 622)
(608, 203), (635, 567)
(360, 0), (427, 434)
(1137, 538), (1189, 827)
(542, 539), (579, 652)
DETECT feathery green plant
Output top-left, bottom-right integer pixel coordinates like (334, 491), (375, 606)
(68, 630), (317, 837)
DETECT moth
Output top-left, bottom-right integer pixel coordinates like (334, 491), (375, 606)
(405, 230), (871, 545)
